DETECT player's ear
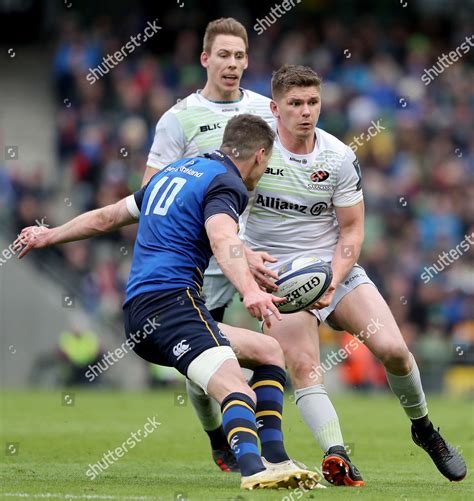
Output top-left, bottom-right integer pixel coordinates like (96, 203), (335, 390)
(200, 51), (209, 68)
(255, 148), (266, 165)
(243, 54), (248, 70)
(270, 100), (279, 119)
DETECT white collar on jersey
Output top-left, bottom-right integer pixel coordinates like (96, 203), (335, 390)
(275, 127), (321, 163)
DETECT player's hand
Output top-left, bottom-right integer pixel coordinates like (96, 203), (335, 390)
(243, 289), (285, 328)
(306, 282), (336, 310)
(13, 225), (53, 258)
(245, 248), (279, 291)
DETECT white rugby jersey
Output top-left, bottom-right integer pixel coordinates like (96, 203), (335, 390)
(244, 127), (363, 266)
(147, 88), (273, 276)
(147, 89), (273, 169)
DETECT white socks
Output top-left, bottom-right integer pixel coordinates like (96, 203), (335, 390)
(294, 384), (345, 453)
(186, 378), (222, 431)
(385, 353), (428, 419)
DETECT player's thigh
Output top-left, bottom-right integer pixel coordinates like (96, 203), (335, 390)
(329, 284), (410, 369)
(218, 323), (284, 369)
(263, 311), (322, 386)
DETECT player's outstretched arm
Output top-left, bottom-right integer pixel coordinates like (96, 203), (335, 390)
(206, 214), (284, 327)
(14, 198), (137, 259)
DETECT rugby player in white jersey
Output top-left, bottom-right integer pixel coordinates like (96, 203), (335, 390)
(243, 64), (467, 485)
(141, 18), (279, 473)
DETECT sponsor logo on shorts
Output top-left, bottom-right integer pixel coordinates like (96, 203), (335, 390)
(218, 329), (228, 340)
(344, 273), (363, 285)
(172, 340), (191, 360)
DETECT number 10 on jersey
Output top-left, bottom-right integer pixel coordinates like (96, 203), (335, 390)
(144, 176), (187, 216)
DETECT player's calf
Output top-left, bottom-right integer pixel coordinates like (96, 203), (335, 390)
(185, 378), (239, 472)
(249, 364), (290, 464)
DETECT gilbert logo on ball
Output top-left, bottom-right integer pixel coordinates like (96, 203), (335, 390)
(274, 257), (332, 313)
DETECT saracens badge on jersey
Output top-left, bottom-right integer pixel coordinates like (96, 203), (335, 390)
(310, 169), (330, 183)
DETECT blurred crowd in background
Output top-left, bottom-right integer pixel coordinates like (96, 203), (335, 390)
(1, 2), (473, 388)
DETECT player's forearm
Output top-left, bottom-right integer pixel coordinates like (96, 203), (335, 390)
(331, 228), (364, 285)
(211, 235), (260, 296)
(48, 206), (120, 245)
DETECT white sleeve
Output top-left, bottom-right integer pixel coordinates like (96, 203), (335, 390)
(125, 194), (140, 219)
(146, 111), (186, 170)
(332, 147), (364, 208)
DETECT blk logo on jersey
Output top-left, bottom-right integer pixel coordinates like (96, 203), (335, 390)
(172, 340), (191, 360)
(265, 167), (284, 176)
(310, 170), (330, 183)
(200, 123), (222, 133)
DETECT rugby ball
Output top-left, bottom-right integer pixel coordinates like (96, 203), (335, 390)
(274, 257), (332, 313)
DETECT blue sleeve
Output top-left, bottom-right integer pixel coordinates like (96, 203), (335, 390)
(133, 185), (148, 211)
(203, 172), (248, 224)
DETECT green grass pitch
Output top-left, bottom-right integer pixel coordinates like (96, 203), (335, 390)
(1, 389), (472, 500)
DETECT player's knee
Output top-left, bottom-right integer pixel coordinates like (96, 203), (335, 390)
(214, 369), (257, 405)
(257, 335), (285, 368)
(379, 342), (411, 371)
(287, 350), (318, 384)
(226, 385), (256, 405)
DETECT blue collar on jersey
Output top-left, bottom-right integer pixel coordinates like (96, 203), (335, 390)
(204, 150), (242, 178)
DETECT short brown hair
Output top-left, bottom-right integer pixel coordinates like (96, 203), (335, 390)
(203, 18), (249, 54)
(272, 64), (322, 100)
(220, 114), (275, 160)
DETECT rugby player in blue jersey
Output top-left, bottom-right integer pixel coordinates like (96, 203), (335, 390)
(15, 114), (323, 491)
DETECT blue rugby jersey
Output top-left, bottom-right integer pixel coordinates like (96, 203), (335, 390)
(124, 151), (248, 305)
